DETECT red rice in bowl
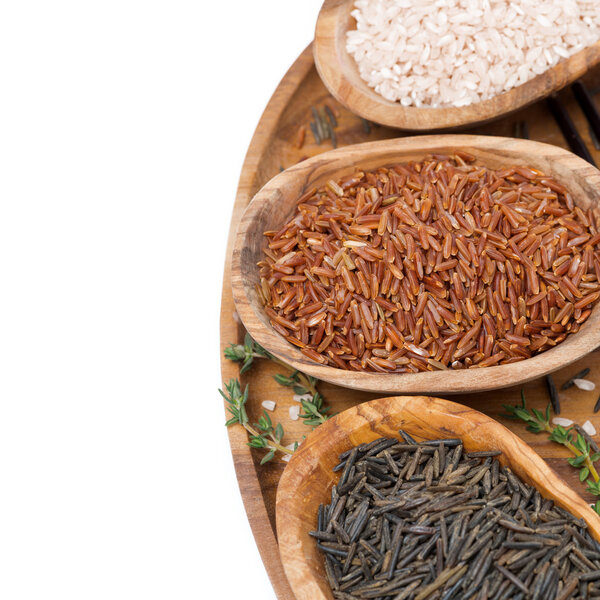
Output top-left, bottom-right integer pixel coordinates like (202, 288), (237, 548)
(256, 153), (600, 373)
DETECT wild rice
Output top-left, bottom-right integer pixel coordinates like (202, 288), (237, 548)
(258, 154), (600, 373)
(313, 434), (600, 600)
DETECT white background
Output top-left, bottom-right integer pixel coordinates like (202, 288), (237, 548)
(0, 1), (323, 598)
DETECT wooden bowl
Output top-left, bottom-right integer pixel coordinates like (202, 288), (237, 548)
(276, 395), (600, 600)
(231, 135), (600, 395)
(313, 0), (600, 131)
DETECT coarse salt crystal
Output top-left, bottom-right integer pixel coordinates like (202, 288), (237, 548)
(289, 405), (300, 421)
(232, 311), (241, 324)
(261, 400), (276, 412)
(574, 378), (596, 391)
(282, 454), (292, 462)
(583, 420), (597, 436)
(552, 417), (574, 427)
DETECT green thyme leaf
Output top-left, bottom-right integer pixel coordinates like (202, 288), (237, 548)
(275, 423), (284, 443)
(568, 455), (587, 468)
(248, 435), (268, 449)
(588, 480), (600, 496)
(531, 408), (546, 424)
(274, 373), (293, 386)
(260, 449), (276, 464)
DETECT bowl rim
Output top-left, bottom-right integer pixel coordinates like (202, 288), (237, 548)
(276, 395), (600, 600)
(231, 135), (600, 395)
(313, 0), (600, 131)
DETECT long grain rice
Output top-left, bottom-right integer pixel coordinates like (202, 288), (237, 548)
(257, 154), (600, 373)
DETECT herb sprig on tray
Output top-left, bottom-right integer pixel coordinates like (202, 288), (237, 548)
(220, 379), (294, 464)
(220, 333), (331, 463)
(503, 390), (600, 515)
(225, 333), (318, 395)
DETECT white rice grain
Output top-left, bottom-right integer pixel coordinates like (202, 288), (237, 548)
(583, 420), (597, 436)
(346, 0), (600, 107)
(574, 379), (596, 391)
(293, 393), (313, 403)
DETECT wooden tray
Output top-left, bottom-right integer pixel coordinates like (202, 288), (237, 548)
(220, 45), (600, 600)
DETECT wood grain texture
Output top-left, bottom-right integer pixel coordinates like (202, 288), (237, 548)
(276, 396), (600, 600)
(313, 0), (600, 131)
(220, 44), (600, 600)
(232, 135), (600, 395)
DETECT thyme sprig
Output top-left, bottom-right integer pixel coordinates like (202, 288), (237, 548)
(225, 333), (318, 395)
(220, 378), (293, 464)
(221, 333), (331, 463)
(503, 391), (600, 514)
(299, 392), (330, 428)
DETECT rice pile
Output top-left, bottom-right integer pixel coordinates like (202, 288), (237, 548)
(257, 155), (600, 373)
(346, 0), (600, 107)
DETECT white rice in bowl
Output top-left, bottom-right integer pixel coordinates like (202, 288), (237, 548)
(346, 0), (600, 108)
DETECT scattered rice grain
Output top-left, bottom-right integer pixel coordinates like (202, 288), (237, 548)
(583, 420), (597, 436)
(552, 417), (574, 427)
(574, 379), (596, 391)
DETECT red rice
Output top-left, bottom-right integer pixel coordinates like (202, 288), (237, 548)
(256, 155), (600, 372)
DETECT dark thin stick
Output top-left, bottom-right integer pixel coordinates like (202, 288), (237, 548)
(325, 105), (338, 128)
(327, 120), (337, 149)
(309, 120), (322, 145)
(546, 94), (596, 166)
(324, 107), (338, 149)
(562, 368), (591, 390)
(594, 394), (600, 414)
(495, 563), (529, 594)
(311, 106), (327, 141)
(590, 126), (600, 151)
(513, 121), (529, 140)
(546, 374), (560, 415)
(572, 80), (600, 153)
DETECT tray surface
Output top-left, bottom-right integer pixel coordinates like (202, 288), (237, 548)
(220, 45), (600, 600)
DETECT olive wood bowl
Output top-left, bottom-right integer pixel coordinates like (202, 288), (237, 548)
(231, 135), (600, 395)
(313, 0), (600, 131)
(276, 395), (600, 600)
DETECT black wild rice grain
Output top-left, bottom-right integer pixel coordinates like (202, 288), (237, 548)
(513, 120), (530, 140)
(311, 106), (327, 141)
(591, 126), (600, 152)
(309, 120), (321, 145)
(546, 374), (561, 414)
(324, 104), (338, 129)
(313, 434), (600, 599)
(562, 368), (592, 389)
